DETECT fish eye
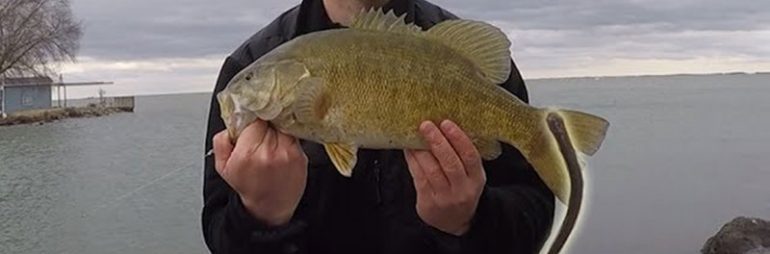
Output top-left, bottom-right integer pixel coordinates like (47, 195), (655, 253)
(245, 75), (251, 81)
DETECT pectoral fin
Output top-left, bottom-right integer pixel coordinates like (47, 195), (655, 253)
(293, 77), (329, 123)
(475, 138), (503, 160)
(324, 143), (359, 177)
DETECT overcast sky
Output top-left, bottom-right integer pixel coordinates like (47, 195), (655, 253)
(60, 0), (770, 98)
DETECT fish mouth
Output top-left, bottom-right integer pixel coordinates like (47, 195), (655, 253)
(219, 90), (280, 140)
(217, 91), (252, 140)
(229, 109), (258, 140)
(216, 91), (234, 122)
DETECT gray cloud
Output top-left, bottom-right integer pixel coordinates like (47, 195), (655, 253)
(447, 0), (770, 31)
(62, 0), (770, 98)
(71, 0), (294, 60)
(442, 0), (770, 77)
(71, 0), (770, 61)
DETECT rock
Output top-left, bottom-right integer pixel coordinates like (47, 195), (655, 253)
(702, 217), (770, 254)
(0, 106), (131, 127)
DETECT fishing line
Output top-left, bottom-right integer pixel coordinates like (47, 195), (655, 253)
(96, 160), (198, 211)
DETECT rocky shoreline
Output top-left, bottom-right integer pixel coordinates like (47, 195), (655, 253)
(0, 106), (133, 126)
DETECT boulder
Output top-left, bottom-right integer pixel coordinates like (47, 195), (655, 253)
(702, 217), (770, 254)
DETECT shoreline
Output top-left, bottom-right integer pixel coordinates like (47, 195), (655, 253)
(0, 106), (133, 127)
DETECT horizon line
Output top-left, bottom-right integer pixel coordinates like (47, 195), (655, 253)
(525, 70), (770, 81)
(58, 71), (768, 100)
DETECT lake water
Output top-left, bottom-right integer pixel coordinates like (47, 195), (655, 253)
(1, 73), (769, 254)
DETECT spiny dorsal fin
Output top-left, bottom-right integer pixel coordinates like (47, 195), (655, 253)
(349, 8), (421, 35)
(426, 20), (512, 84)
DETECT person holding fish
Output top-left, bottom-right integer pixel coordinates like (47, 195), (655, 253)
(202, 0), (609, 254)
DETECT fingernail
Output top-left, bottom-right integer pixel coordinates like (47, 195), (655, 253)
(420, 121), (435, 133)
(440, 120), (456, 133)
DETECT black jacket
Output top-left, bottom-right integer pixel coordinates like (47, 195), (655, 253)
(202, 1), (555, 253)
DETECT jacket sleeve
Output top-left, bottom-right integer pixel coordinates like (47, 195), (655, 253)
(201, 56), (310, 254)
(427, 59), (556, 254)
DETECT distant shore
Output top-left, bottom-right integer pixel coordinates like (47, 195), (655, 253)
(0, 106), (133, 127)
(527, 71), (770, 81)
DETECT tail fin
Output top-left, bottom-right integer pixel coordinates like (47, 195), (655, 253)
(506, 108), (608, 203)
(501, 108), (608, 254)
(559, 109), (609, 156)
(544, 111), (606, 254)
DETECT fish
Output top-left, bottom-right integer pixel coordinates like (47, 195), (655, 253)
(217, 8), (609, 254)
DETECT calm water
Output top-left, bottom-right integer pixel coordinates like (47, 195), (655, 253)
(0, 94), (209, 254)
(1, 74), (769, 254)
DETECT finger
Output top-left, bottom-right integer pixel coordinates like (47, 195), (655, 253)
(411, 148), (450, 193)
(404, 150), (435, 208)
(276, 130), (297, 150)
(213, 131), (234, 174)
(440, 120), (485, 181)
(277, 129), (306, 159)
(232, 120), (269, 155)
(257, 127), (278, 154)
(419, 121), (467, 184)
(275, 130), (298, 159)
(405, 150), (430, 190)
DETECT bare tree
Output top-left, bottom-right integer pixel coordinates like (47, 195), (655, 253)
(0, 0), (82, 77)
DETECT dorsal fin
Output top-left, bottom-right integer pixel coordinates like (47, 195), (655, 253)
(349, 8), (421, 36)
(426, 20), (512, 84)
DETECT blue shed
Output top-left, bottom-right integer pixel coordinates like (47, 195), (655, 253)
(0, 77), (53, 115)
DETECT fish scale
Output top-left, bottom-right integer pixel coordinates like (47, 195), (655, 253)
(217, 8), (610, 254)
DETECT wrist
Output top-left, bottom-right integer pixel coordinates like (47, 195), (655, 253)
(240, 195), (294, 227)
(434, 220), (471, 236)
(449, 222), (471, 236)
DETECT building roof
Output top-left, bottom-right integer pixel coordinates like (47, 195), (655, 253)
(1, 76), (54, 87)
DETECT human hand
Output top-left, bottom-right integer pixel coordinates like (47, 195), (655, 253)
(404, 120), (487, 236)
(213, 120), (308, 227)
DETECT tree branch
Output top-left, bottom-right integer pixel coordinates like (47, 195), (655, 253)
(0, 0), (81, 77)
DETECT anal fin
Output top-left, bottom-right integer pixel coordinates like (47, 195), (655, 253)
(324, 143), (359, 177)
(475, 138), (502, 160)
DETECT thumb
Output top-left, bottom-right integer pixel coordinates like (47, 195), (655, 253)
(405, 150), (433, 197)
(233, 120), (269, 154)
(213, 131), (234, 174)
